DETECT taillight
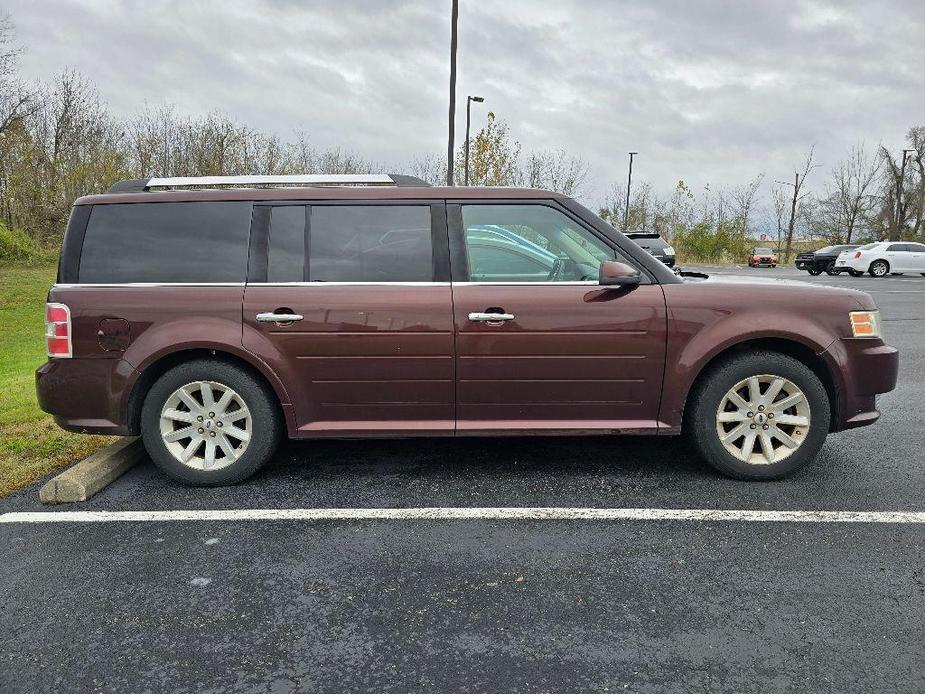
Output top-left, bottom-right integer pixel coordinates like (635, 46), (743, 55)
(854, 251), (862, 259)
(45, 303), (72, 358)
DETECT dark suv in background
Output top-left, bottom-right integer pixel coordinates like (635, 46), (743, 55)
(37, 175), (897, 485)
(796, 245), (859, 276)
(624, 232), (675, 267)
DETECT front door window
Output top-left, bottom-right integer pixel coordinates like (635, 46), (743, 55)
(461, 204), (618, 283)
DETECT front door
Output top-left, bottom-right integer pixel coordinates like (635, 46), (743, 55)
(908, 243), (925, 272)
(449, 202), (668, 434)
(242, 202), (455, 436)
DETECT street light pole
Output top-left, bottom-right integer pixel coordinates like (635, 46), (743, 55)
(464, 95), (484, 186)
(895, 148), (915, 239)
(623, 152), (637, 231)
(446, 0), (459, 186)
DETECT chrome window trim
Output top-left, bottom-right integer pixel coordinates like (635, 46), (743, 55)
(54, 283), (246, 288)
(452, 280), (599, 286)
(249, 281), (451, 287)
(54, 280), (605, 288)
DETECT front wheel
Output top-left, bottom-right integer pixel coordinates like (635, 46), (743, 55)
(141, 359), (282, 486)
(807, 267), (822, 276)
(685, 351), (830, 479)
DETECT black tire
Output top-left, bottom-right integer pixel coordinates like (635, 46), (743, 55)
(869, 260), (889, 277)
(807, 267), (822, 276)
(849, 270), (864, 277)
(685, 350), (831, 480)
(140, 359), (282, 486)
(824, 261), (837, 276)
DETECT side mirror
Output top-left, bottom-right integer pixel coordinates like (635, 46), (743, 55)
(599, 260), (641, 287)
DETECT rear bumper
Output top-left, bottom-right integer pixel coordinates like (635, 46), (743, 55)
(821, 338), (899, 431)
(36, 357), (136, 435)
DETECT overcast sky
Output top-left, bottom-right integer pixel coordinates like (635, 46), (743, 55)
(6, 0), (925, 210)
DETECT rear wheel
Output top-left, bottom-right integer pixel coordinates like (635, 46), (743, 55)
(869, 260), (889, 277)
(849, 270), (864, 277)
(807, 267), (822, 276)
(685, 351), (830, 479)
(141, 359), (282, 486)
(824, 261), (837, 275)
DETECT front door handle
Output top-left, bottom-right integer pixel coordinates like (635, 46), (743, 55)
(256, 312), (304, 323)
(468, 312), (515, 323)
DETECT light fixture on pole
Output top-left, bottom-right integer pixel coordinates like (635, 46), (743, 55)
(464, 95), (484, 186)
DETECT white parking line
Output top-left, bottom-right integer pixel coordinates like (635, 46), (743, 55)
(2, 508), (925, 524)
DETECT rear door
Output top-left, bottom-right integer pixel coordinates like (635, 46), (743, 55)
(885, 244), (909, 272)
(242, 201), (455, 436)
(448, 201), (668, 434)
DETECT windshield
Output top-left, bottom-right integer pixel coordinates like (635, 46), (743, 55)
(754, 248), (773, 254)
(858, 243), (878, 250)
(817, 246), (834, 254)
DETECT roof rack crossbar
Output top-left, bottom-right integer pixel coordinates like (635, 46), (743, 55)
(106, 174), (431, 193)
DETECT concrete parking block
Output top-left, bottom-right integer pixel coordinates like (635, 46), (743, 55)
(39, 437), (146, 505)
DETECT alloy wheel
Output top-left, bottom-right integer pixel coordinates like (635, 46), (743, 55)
(159, 381), (252, 470)
(714, 374), (811, 465)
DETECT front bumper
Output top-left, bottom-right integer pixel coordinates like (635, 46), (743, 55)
(820, 338), (899, 431)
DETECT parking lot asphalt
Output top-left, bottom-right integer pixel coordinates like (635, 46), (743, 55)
(2, 266), (924, 693)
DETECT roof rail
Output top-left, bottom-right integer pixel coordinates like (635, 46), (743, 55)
(106, 174), (431, 193)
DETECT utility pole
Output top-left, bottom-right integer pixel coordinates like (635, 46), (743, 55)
(464, 95), (484, 186)
(446, 0), (459, 186)
(894, 148), (915, 240)
(623, 152), (637, 231)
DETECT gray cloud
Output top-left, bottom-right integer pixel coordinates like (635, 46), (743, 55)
(6, 0), (925, 209)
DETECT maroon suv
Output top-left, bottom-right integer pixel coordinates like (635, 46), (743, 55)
(37, 175), (898, 485)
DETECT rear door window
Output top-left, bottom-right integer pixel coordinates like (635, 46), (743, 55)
(308, 205), (433, 282)
(79, 202), (251, 283)
(267, 205), (306, 282)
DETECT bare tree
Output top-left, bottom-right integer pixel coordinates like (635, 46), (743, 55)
(827, 143), (881, 243)
(521, 149), (589, 197)
(729, 173), (765, 239)
(781, 146), (817, 261)
(0, 15), (35, 137)
(769, 184), (789, 252)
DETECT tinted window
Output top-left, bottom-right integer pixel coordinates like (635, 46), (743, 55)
(908, 243), (925, 252)
(887, 244), (908, 252)
(267, 205), (305, 282)
(309, 205), (433, 282)
(462, 204), (617, 282)
(79, 202), (251, 283)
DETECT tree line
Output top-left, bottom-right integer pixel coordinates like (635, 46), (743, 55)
(1, 16), (922, 265)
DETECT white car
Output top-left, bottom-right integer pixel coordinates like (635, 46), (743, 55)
(834, 241), (925, 277)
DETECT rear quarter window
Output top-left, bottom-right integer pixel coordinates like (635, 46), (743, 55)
(78, 201), (252, 283)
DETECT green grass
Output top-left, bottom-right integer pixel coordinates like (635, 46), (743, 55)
(0, 264), (109, 496)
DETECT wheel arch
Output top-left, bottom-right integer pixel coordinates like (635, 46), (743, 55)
(680, 337), (840, 433)
(124, 347), (291, 436)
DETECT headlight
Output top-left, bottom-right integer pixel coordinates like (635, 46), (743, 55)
(849, 310), (882, 338)
(664, 246), (675, 255)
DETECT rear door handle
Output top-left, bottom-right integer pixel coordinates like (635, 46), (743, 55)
(468, 312), (515, 322)
(256, 312), (304, 323)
